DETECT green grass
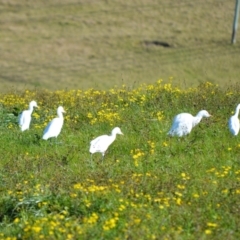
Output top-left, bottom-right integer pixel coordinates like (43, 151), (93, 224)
(0, 81), (239, 239)
(0, 0), (240, 92)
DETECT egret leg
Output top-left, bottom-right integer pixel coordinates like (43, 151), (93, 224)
(54, 137), (58, 152)
(101, 152), (105, 161)
(90, 154), (94, 167)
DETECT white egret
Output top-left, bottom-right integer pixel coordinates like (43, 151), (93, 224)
(89, 127), (123, 159)
(42, 106), (65, 140)
(19, 100), (38, 131)
(168, 110), (211, 137)
(228, 104), (240, 136)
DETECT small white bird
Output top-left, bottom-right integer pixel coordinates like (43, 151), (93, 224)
(89, 127), (123, 159)
(168, 110), (211, 137)
(42, 106), (65, 140)
(228, 104), (240, 136)
(19, 100), (38, 131)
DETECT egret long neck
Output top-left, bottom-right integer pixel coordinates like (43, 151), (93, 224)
(234, 105), (240, 117)
(28, 106), (34, 114)
(192, 115), (203, 127)
(110, 132), (117, 142)
(57, 111), (64, 119)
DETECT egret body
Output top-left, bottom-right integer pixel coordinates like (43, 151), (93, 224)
(168, 110), (211, 137)
(19, 100), (38, 131)
(42, 106), (65, 140)
(89, 127), (123, 159)
(228, 104), (240, 136)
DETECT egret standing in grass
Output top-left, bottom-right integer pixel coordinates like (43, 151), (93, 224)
(228, 104), (240, 136)
(89, 127), (123, 160)
(19, 100), (38, 132)
(167, 110), (211, 137)
(42, 106), (65, 141)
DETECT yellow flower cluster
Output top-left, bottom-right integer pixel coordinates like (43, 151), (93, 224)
(181, 172), (190, 181)
(206, 166), (232, 178)
(131, 148), (145, 167)
(83, 213), (99, 225)
(147, 140), (155, 154)
(103, 213), (119, 231)
(73, 182), (109, 195)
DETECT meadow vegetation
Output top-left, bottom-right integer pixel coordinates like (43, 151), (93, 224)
(0, 0), (240, 91)
(0, 80), (239, 239)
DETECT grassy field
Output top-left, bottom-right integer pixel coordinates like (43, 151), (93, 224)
(0, 0), (240, 92)
(0, 80), (239, 239)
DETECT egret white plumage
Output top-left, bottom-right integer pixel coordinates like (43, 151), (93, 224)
(89, 127), (123, 159)
(42, 106), (65, 140)
(19, 100), (38, 131)
(228, 104), (240, 136)
(168, 110), (211, 137)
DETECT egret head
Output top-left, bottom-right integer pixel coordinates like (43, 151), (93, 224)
(30, 100), (38, 108)
(112, 127), (123, 135)
(198, 110), (211, 118)
(57, 106), (66, 113)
